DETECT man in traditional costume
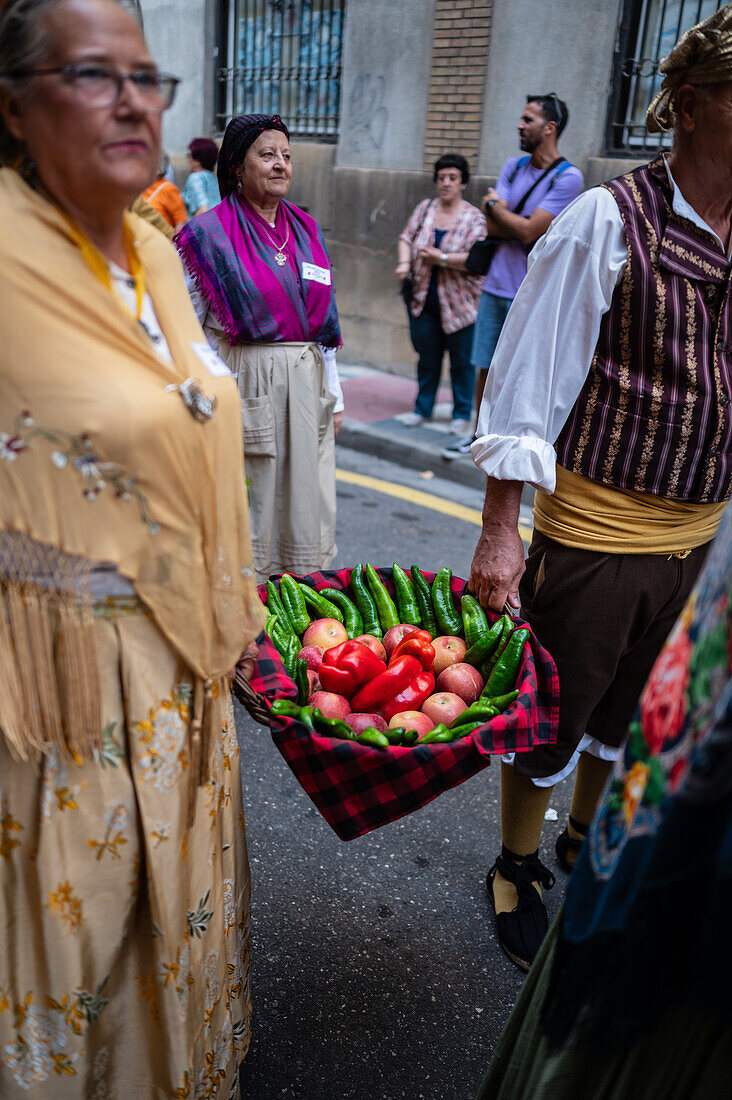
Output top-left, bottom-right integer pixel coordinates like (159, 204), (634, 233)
(468, 4), (732, 971)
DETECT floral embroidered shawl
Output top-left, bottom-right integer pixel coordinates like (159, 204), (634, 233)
(175, 193), (342, 348)
(0, 169), (265, 759)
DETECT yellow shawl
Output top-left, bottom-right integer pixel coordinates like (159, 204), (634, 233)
(0, 169), (265, 760)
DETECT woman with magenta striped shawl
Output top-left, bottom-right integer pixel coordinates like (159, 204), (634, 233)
(176, 114), (344, 580)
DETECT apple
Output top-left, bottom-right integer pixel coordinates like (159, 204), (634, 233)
(298, 644), (324, 672)
(306, 669), (320, 694)
(308, 690), (351, 719)
(436, 662), (484, 703)
(383, 623), (419, 656)
(421, 692), (468, 727)
(432, 635), (467, 675)
(346, 712), (387, 734)
(303, 618), (348, 652)
(353, 634), (387, 662)
(388, 710), (433, 737)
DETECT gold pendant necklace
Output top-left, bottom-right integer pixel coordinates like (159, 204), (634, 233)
(262, 220), (290, 266)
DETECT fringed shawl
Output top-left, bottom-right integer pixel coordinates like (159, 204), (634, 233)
(175, 193), (342, 349)
(0, 169), (265, 763)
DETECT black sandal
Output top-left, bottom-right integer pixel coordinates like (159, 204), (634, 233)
(555, 815), (588, 873)
(487, 845), (556, 971)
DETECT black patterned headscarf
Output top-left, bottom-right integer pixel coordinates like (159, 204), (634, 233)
(217, 114), (290, 197)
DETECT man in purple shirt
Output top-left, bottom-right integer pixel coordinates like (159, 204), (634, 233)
(443, 93), (583, 457)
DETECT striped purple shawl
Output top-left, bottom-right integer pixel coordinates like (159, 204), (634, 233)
(176, 194), (341, 348)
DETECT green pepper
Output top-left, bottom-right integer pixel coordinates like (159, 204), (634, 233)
(464, 616), (505, 668)
(410, 565), (438, 637)
(280, 634), (299, 678)
(297, 705), (316, 731)
(449, 699), (499, 729)
(384, 726), (406, 745)
(298, 583), (344, 623)
(486, 689), (520, 712)
(266, 580), (294, 634)
(401, 729), (420, 746)
(265, 615), (297, 666)
(461, 593), (489, 649)
(364, 564), (400, 632)
(279, 574), (310, 635)
(447, 717), (495, 737)
(483, 628), (529, 699)
(479, 615), (514, 677)
(295, 657), (310, 705)
(318, 587), (362, 637)
(270, 698), (302, 719)
(392, 564), (421, 627)
(355, 727), (390, 749)
(418, 723), (454, 744)
(349, 563), (382, 638)
(311, 708), (356, 740)
(431, 567), (463, 636)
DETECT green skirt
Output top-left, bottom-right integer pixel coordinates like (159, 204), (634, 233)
(477, 914), (731, 1100)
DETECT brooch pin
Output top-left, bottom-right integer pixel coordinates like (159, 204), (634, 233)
(166, 378), (218, 422)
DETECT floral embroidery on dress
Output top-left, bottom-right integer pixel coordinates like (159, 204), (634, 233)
(0, 410), (159, 534)
(187, 891), (215, 939)
(0, 803), (23, 862)
(222, 880), (236, 938)
(137, 688), (191, 792)
(136, 975), (162, 1027)
(161, 939), (194, 1021)
(152, 821), (172, 847)
(46, 882), (84, 934)
(94, 720), (125, 769)
(90, 1045), (109, 1100)
(203, 951), (221, 1034)
(0, 981), (108, 1089)
(39, 748), (85, 822)
(87, 800), (131, 861)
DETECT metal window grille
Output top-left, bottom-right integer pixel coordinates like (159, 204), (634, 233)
(216, 0), (344, 140)
(606, 0), (725, 155)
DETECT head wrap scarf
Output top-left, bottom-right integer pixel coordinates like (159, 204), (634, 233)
(217, 114), (290, 198)
(646, 3), (732, 132)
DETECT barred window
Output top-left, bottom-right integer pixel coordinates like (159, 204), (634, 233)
(216, 0), (345, 140)
(605, 0), (725, 155)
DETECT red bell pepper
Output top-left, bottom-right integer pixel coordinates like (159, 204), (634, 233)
(351, 654), (422, 712)
(379, 670), (436, 722)
(390, 629), (435, 670)
(318, 641), (387, 699)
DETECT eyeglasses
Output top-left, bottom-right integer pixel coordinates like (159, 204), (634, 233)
(528, 91), (564, 129)
(9, 63), (180, 111)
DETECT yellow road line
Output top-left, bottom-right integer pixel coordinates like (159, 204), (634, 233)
(335, 467), (533, 543)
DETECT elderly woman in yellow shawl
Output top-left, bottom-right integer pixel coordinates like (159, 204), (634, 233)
(0, 1), (264, 1096)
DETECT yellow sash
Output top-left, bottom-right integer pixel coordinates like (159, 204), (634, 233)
(534, 465), (725, 554)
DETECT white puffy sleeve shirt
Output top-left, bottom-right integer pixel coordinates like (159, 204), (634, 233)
(471, 164), (728, 494)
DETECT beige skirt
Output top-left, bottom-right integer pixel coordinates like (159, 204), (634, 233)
(205, 324), (337, 581)
(0, 599), (251, 1099)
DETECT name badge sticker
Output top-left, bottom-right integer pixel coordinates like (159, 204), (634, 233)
(191, 342), (232, 378)
(301, 262), (332, 286)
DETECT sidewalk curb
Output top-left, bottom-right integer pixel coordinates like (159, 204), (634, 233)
(336, 418), (487, 491)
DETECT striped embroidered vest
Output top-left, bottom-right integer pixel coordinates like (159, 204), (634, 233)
(556, 155), (732, 503)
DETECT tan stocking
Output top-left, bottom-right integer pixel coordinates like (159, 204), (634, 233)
(493, 761), (553, 915)
(563, 752), (614, 866)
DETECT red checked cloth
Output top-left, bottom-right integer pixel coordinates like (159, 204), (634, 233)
(247, 567), (559, 841)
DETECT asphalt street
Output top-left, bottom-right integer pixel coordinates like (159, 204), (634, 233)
(237, 446), (571, 1100)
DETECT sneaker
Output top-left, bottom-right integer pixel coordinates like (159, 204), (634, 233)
(450, 418), (472, 434)
(400, 411), (425, 427)
(441, 433), (476, 460)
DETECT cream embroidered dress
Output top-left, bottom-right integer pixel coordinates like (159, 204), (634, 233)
(0, 170), (265, 1098)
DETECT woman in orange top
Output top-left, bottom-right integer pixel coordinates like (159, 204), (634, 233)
(141, 154), (186, 229)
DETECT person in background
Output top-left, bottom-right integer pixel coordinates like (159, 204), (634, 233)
(181, 134), (220, 217)
(141, 151), (186, 230)
(396, 153), (486, 435)
(469, 7), (732, 972)
(0, 0), (264, 1095)
(477, 494), (732, 1099)
(176, 113), (344, 581)
(442, 94), (582, 459)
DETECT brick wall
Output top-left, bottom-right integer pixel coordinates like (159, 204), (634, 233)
(423, 1), (493, 171)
